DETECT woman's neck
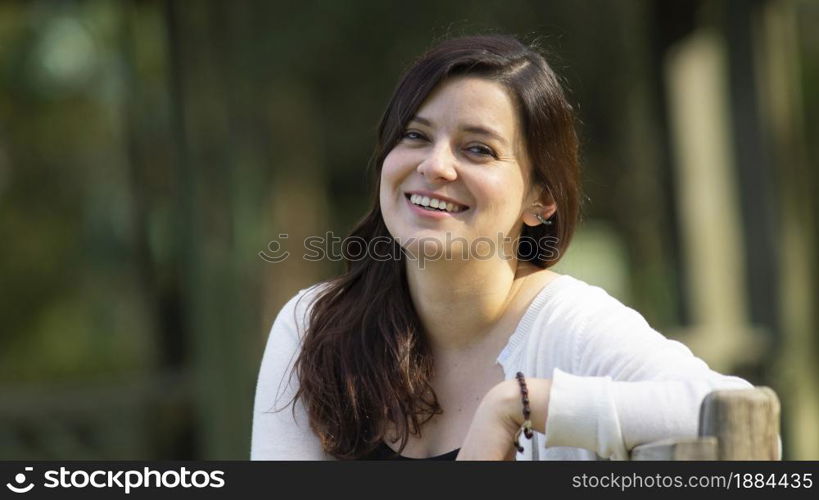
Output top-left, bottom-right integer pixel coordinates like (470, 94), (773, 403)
(404, 256), (542, 355)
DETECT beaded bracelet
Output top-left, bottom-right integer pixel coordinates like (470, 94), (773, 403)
(513, 371), (534, 453)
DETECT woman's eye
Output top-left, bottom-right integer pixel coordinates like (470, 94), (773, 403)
(467, 144), (497, 158)
(402, 130), (425, 141)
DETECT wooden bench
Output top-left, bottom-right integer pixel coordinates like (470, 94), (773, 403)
(630, 387), (781, 460)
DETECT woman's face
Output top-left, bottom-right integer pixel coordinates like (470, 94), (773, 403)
(380, 76), (542, 263)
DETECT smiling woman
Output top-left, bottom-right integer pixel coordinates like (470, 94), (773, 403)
(380, 76), (544, 264)
(250, 34), (754, 461)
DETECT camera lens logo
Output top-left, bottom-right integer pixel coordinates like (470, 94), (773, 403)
(6, 467), (35, 494)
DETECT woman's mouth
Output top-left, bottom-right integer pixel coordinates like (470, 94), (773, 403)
(405, 193), (468, 213)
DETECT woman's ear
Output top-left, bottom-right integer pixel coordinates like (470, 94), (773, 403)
(522, 190), (557, 227)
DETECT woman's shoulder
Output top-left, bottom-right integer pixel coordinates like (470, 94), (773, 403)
(526, 272), (654, 339)
(270, 281), (333, 341)
(511, 273), (685, 377)
(533, 273), (634, 315)
(293, 280), (333, 311)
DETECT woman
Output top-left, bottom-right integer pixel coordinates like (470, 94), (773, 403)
(250, 34), (753, 460)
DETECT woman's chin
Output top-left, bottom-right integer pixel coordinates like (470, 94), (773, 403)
(396, 236), (474, 267)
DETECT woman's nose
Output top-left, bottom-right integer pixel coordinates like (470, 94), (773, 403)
(416, 144), (457, 181)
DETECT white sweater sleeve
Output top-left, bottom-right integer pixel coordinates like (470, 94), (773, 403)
(542, 287), (753, 460)
(250, 287), (330, 460)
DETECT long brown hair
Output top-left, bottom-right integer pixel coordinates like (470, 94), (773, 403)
(293, 34), (581, 459)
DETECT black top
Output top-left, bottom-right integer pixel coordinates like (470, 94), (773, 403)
(361, 442), (460, 461)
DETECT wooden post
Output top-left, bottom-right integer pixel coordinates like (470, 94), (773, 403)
(631, 437), (718, 460)
(631, 387), (781, 460)
(699, 387), (781, 460)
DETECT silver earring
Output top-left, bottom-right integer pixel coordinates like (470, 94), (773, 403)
(536, 214), (553, 226)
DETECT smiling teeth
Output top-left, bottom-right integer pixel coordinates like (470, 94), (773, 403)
(409, 194), (465, 213)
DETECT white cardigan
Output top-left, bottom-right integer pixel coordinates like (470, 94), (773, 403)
(250, 274), (754, 460)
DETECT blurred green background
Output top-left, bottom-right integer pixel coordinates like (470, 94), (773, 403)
(1, 0), (817, 459)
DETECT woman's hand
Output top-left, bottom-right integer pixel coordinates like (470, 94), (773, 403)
(456, 378), (552, 460)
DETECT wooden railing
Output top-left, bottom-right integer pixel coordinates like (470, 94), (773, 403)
(631, 387), (781, 460)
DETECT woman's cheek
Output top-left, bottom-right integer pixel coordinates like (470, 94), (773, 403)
(381, 148), (409, 179)
(380, 151), (399, 193)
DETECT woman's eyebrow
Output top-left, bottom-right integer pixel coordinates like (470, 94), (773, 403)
(460, 125), (508, 146)
(409, 115), (508, 146)
(409, 116), (434, 127)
